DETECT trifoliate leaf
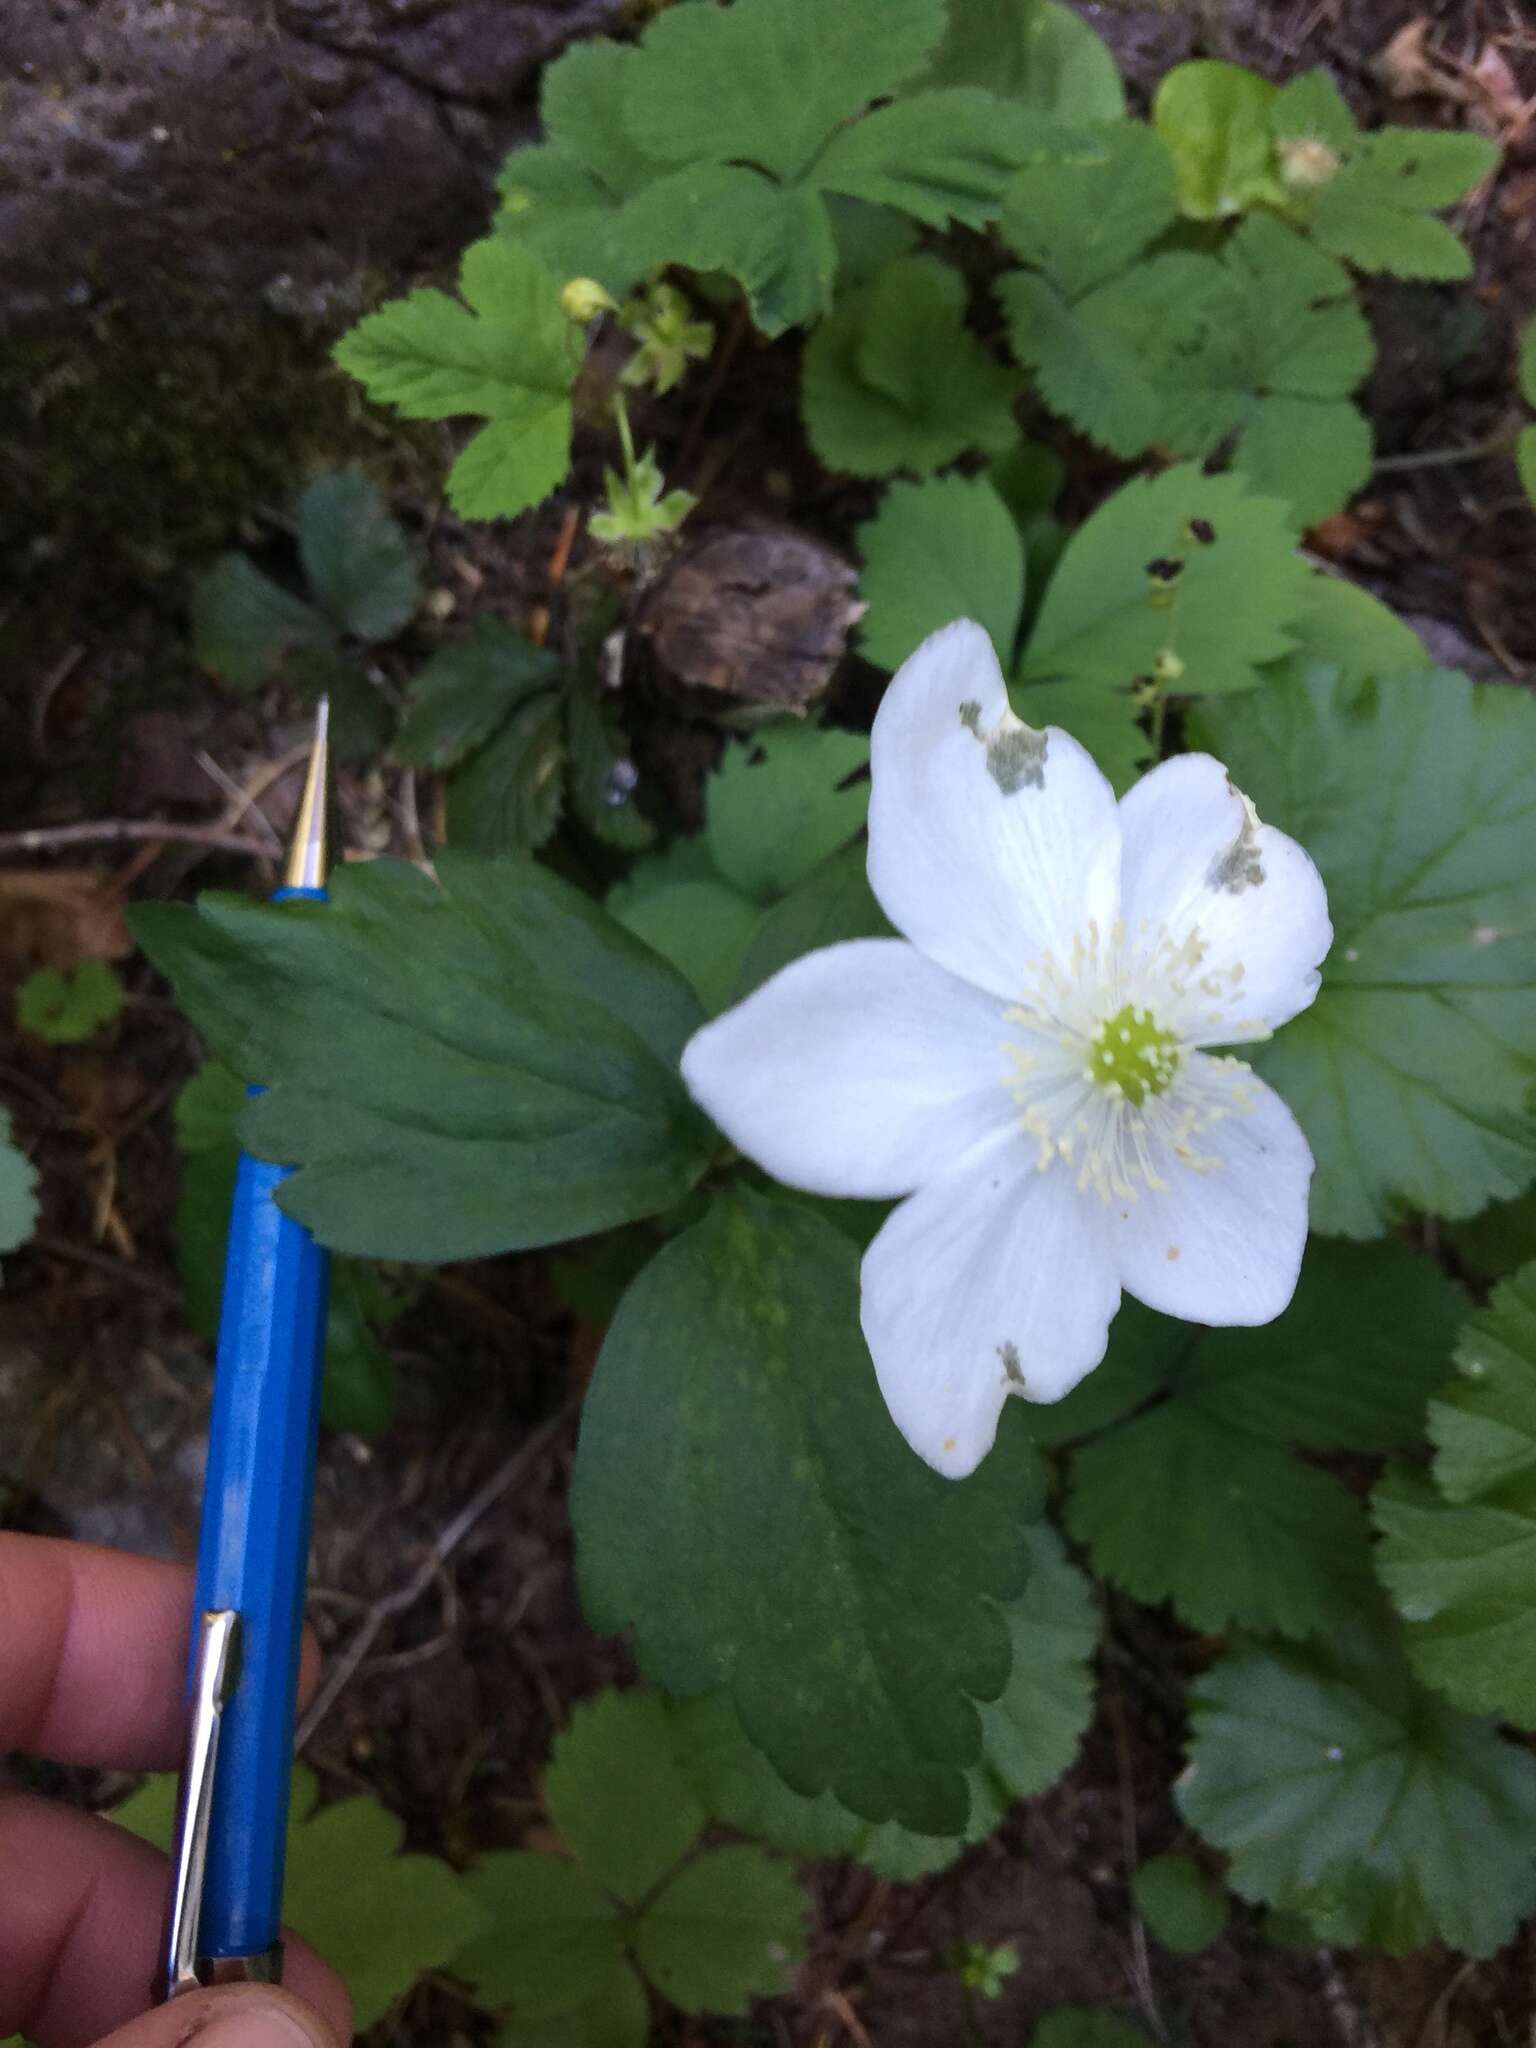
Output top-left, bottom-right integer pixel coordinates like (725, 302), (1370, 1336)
(620, 0), (947, 184)
(632, 1845), (806, 2015)
(544, 1690), (707, 1907)
(396, 619), (562, 771)
(116, 1766), (487, 2028)
(1000, 122), (1180, 303)
(455, 1854), (627, 2021)
(1374, 1264), (1536, 1725)
(731, 843), (892, 1001)
(1020, 464), (1311, 696)
(1132, 1853), (1228, 1954)
(706, 722), (869, 903)
(190, 552), (329, 691)
(1153, 61), (1286, 219)
(131, 854), (710, 1261)
(1179, 1630), (1536, 1956)
(494, 1966), (649, 2048)
(1194, 665), (1536, 1237)
(915, 0), (1123, 121)
(857, 473), (1025, 673)
(1030, 2013), (1153, 2048)
(572, 1189), (1043, 1832)
(813, 87), (1038, 232)
(802, 255), (1020, 478)
(296, 471), (418, 642)
(1010, 677), (1148, 795)
(0, 1109), (39, 1259)
(449, 690), (567, 854)
(333, 240), (580, 520)
(16, 959), (121, 1044)
(1276, 572), (1426, 681)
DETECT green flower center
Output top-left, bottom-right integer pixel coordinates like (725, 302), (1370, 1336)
(1088, 1003), (1180, 1106)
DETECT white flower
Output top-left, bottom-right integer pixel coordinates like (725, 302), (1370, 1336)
(682, 620), (1332, 1479)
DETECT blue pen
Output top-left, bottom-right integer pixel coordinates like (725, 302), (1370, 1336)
(162, 701), (332, 1996)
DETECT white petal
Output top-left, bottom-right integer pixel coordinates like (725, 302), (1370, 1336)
(861, 1150), (1121, 1477)
(1117, 753), (1331, 1040)
(867, 620), (1122, 1002)
(680, 938), (1017, 1199)
(1115, 1059), (1313, 1326)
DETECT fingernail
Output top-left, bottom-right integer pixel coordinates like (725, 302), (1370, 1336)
(193, 2001), (327, 2048)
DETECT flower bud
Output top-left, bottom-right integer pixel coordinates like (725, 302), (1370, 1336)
(561, 277), (617, 323)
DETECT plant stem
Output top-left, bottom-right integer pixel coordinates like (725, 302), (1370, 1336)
(1371, 431), (1517, 473)
(612, 389), (639, 481)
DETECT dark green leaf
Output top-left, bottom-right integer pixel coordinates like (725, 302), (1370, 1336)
(915, 0), (1123, 120)
(1132, 1853), (1229, 1954)
(454, 1853), (626, 2020)
(16, 960), (121, 1044)
(322, 1260), (402, 1438)
(0, 1109), (40, 1260)
(189, 553), (328, 692)
(563, 676), (656, 854)
(1029, 2013), (1153, 2048)
(285, 644), (393, 764)
(396, 619), (561, 771)
(297, 471), (419, 642)
(999, 121), (1180, 302)
(632, 1845), (806, 2015)
(732, 843), (892, 1000)
(450, 691), (567, 855)
(545, 1690), (706, 1907)
(1448, 1190), (1536, 1281)
(493, 1966), (648, 2048)
(814, 88), (1038, 231)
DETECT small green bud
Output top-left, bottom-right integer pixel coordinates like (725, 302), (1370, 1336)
(1152, 647), (1186, 683)
(561, 277), (618, 323)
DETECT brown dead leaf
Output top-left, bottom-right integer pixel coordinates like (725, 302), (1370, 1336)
(0, 869), (134, 971)
(1374, 21), (1464, 102)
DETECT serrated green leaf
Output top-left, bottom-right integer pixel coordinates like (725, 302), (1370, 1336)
(16, 959), (121, 1045)
(1001, 121), (1180, 302)
(456, 1854), (626, 2020)
(0, 1109), (39, 1259)
(1374, 1264), (1536, 1724)
(1029, 2012), (1153, 2048)
(1009, 676), (1148, 795)
(732, 842), (893, 1001)
(802, 254), (1020, 478)
(618, 163), (837, 336)
(1194, 665), (1536, 1237)
(1020, 464), (1311, 695)
(998, 270), (1162, 460)
(334, 240), (579, 521)
(611, 878), (762, 1015)
(1305, 128), (1497, 279)
(1179, 1630), (1536, 1956)
(190, 552), (329, 691)
(545, 1690), (707, 1906)
(494, 1965), (649, 2048)
(296, 471), (418, 642)
(632, 1844), (805, 2015)
(132, 854), (709, 1261)
(572, 1189), (1043, 1833)
(706, 721), (869, 903)
(396, 618), (562, 771)
(1132, 1853), (1228, 1954)
(814, 87), (1037, 231)
(449, 690), (567, 855)
(1277, 573), (1426, 681)
(1153, 61), (1285, 219)
(916, 0), (1123, 120)
(857, 473), (1025, 673)
(117, 1767), (487, 2028)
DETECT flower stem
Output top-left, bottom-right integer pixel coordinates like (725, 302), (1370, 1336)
(1371, 430), (1518, 473)
(612, 389), (639, 481)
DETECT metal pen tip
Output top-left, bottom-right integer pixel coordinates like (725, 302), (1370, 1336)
(281, 697), (329, 891)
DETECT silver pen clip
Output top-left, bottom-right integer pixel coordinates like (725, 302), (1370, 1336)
(161, 1609), (241, 2001)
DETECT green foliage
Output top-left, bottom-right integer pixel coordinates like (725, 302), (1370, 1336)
(396, 618), (560, 769)
(190, 551), (330, 692)
(706, 721), (869, 903)
(947, 1939), (1019, 1998)
(1153, 61), (1288, 219)
(857, 472), (1024, 673)
(321, 1259), (406, 1438)
(0, 1109), (39, 1261)
(1029, 2013), (1153, 2048)
(16, 959), (121, 1044)
(456, 1688), (805, 2035)
(116, 1765), (486, 2028)
(732, 842), (892, 1000)
(1519, 320), (1536, 506)
(1195, 665), (1536, 1237)
(1375, 1263), (1536, 1726)
(1180, 1627), (1536, 1956)
(1280, 571), (1427, 681)
(296, 470), (419, 642)
(572, 1188), (1044, 1832)
(1132, 1853), (1229, 1954)
(914, 0), (1123, 117)
(334, 240), (582, 518)
(1448, 1189), (1536, 1281)
(132, 855), (711, 1261)
(802, 254), (1020, 477)
(611, 869), (764, 1016)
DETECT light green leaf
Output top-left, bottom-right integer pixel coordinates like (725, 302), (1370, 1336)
(17, 959), (122, 1045)
(732, 842), (892, 1001)
(131, 854), (710, 1262)
(449, 690), (567, 855)
(455, 1854), (624, 2021)
(1374, 1264), (1536, 1724)
(333, 240), (580, 521)
(296, 471), (418, 642)
(706, 721), (869, 903)
(1153, 61), (1284, 219)
(116, 1767), (487, 2029)
(617, 163), (837, 337)
(857, 473), (1025, 673)
(1194, 665), (1536, 1237)
(1277, 573), (1426, 681)
(190, 552), (329, 692)
(1030, 2012), (1153, 2048)
(802, 254), (1020, 478)
(1020, 464), (1311, 695)
(1179, 1630), (1536, 1956)
(494, 1966), (649, 2048)
(916, 0), (1123, 120)
(545, 1690), (707, 1907)
(572, 1189), (1043, 1833)
(0, 1109), (39, 1259)
(632, 1845), (806, 2015)
(998, 269), (1162, 460)
(814, 87), (1038, 231)
(1133, 1853), (1228, 1954)
(1000, 121), (1180, 302)
(1302, 127), (1499, 280)
(611, 878), (762, 1015)
(396, 619), (562, 771)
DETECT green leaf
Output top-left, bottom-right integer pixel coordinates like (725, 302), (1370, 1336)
(296, 471), (418, 642)
(1448, 1189), (1536, 1280)
(1179, 1630), (1536, 1956)
(449, 691), (567, 855)
(1194, 665), (1536, 1237)
(190, 552), (329, 691)
(916, 0), (1123, 121)
(857, 473), (1025, 673)
(284, 644), (393, 764)
(457, 1853), (625, 2019)
(1519, 424), (1536, 509)
(131, 854), (709, 1262)
(16, 959), (121, 1045)
(545, 1690), (707, 1907)
(1029, 2013), (1153, 2048)
(493, 1966), (648, 2048)
(632, 1844), (806, 2015)
(611, 877), (763, 1016)
(618, 164), (838, 337)
(321, 1259), (401, 1438)
(999, 269), (1162, 460)
(620, 0), (947, 184)
(396, 619), (562, 772)
(825, 194), (921, 291)
(802, 254), (1021, 478)
(732, 842), (893, 1001)
(1374, 1263), (1536, 1725)
(116, 1766), (486, 2028)
(1277, 573), (1426, 682)
(1009, 676), (1147, 796)
(1133, 1853), (1228, 1954)
(333, 240), (580, 521)
(1020, 464), (1311, 696)
(0, 1109), (39, 1259)
(1000, 121), (1180, 303)
(1300, 127), (1499, 281)
(1153, 61), (1284, 220)
(572, 1189), (1043, 1832)
(563, 675), (656, 854)
(706, 721), (869, 903)
(813, 87), (1038, 231)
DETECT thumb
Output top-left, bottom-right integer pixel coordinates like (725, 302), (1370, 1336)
(91, 1985), (346, 2048)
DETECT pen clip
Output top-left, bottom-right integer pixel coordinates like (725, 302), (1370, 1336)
(161, 1608), (241, 2001)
